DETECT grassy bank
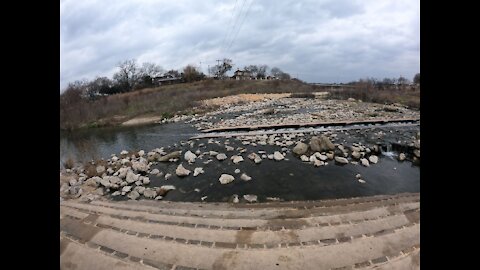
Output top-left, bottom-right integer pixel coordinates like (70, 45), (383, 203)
(327, 87), (420, 109)
(60, 79), (420, 130)
(60, 79), (318, 130)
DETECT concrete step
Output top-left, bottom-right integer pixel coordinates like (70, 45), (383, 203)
(360, 248), (420, 269)
(61, 216), (419, 270)
(88, 193), (419, 219)
(61, 200), (419, 231)
(60, 236), (154, 270)
(61, 205), (419, 246)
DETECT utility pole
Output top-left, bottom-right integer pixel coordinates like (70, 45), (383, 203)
(215, 59), (222, 78)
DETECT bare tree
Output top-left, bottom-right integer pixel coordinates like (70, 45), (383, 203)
(270, 67), (291, 80)
(113, 59), (139, 92)
(413, 73), (420, 84)
(257, 65), (268, 79)
(209, 58), (233, 79)
(182, 65), (202, 82)
(139, 62), (164, 78)
(245, 65), (259, 78)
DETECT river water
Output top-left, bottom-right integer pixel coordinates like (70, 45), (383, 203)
(60, 121), (420, 202)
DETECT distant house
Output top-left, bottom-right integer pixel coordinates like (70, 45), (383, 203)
(233, 69), (252, 80)
(152, 75), (184, 86)
(266, 75), (278, 80)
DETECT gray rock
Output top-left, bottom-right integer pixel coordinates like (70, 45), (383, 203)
(175, 164), (191, 177)
(193, 167), (204, 177)
(122, 186), (132, 192)
(232, 194), (239, 203)
(135, 181), (143, 186)
(231, 155), (244, 164)
(225, 146), (235, 152)
(317, 154), (328, 161)
(120, 150), (128, 155)
(184, 150), (197, 163)
(127, 191), (140, 200)
(126, 171), (139, 184)
(60, 183), (69, 193)
(300, 155), (310, 162)
(138, 150), (145, 157)
(292, 142), (309, 155)
(413, 150), (420, 158)
(112, 191), (121, 196)
(155, 196), (163, 200)
(351, 151), (361, 159)
(209, 151), (219, 156)
(335, 157), (349, 164)
(165, 173), (172, 180)
(240, 173), (252, 181)
(100, 178), (111, 187)
(399, 153), (406, 161)
(358, 179), (366, 183)
(314, 160), (324, 167)
(234, 169), (241, 174)
(158, 151), (182, 162)
(142, 177), (150, 185)
(143, 189), (157, 199)
(216, 153), (228, 161)
(219, 174), (235, 184)
(360, 158), (370, 167)
(69, 179), (77, 186)
(95, 187), (104, 195)
(273, 151), (284, 161)
(243, 194), (258, 203)
(134, 186), (145, 195)
(96, 165), (105, 174)
(368, 155), (379, 164)
(310, 135), (335, 152)
(150, 168), (160, 175)
(117, 168), (129, 179)
(132, 161), (148, 172)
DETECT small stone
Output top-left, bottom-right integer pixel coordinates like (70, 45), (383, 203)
(154, 196), (163, 200)
(231, 155), (244, 164)
(358, 179), (366, 183)
(184, 150), (197, 163)
(216, 153), (228, 161)
(360, 158), (370, 167)
(356, 174), (362, 179)
(369, 155), (379, 164)
(292, 142), (309, 155)
(150, 168), (160, 175)
(138, 150), (145, 157)
(232, 194), (239, 203)
(112, 191), (121, 196)
(399, 153), (406, 161)
(234, 169), (241, 174)
(351, 151), (361, 159)
(267, 154), (274, 160)
(193, 167), (204, 177)
(273, 151), (284, 161)
(120, 150), (128, 155)
(209, 151), (219, 156)
(127, 191), (140, 200)
(219, 174), (235, 184)
(335, 157), (349, 164)
(243, 194), (258, 203)
(225, 146), (234, 152)
(175, 164), (191, 177)
(201, 196), (208, 201)
(194, 188), (200, 192)
(314, 160), (324, 167)
(142, 177), (150, 185)
(300, 155), (309, 162)
(143, 189), (157, 199)
(96, 165), (105, 174)
(240, 173), (252, 181)
(164, 173), (172, 180)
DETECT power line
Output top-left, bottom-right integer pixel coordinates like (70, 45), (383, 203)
(225, 0), (254, 54)
(221, 0), (247, 54)
(219, 0), (239, 53)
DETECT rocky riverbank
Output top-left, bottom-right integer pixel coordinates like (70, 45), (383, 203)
(60, 95), (420, 203)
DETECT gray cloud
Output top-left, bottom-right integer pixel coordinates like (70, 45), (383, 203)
(60, 0), (419, 92)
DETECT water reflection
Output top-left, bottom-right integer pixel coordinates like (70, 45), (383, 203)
(60, 122), (199, 168)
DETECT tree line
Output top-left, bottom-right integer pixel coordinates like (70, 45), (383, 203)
(61, 58), (293, 100)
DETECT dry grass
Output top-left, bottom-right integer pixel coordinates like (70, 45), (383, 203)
(327, 87), (420, 109)
(60, 80), (319, 130)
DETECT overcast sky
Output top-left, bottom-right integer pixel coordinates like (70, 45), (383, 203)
(60, 0), (419, 92)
